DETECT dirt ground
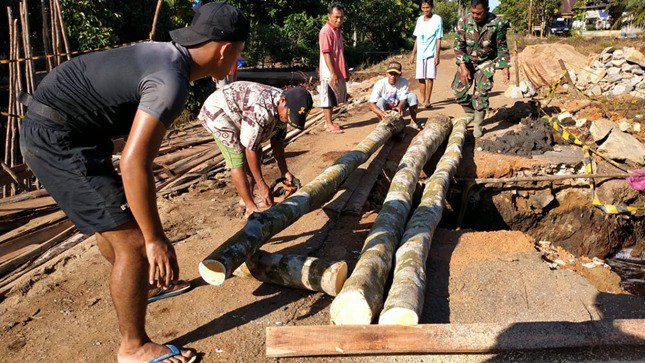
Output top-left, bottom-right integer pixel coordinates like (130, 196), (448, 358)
(2, 52), (645, 363)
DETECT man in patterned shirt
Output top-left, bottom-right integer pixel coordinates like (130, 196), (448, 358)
(199, 82), (313, 218)
(452, 0), (510, 138)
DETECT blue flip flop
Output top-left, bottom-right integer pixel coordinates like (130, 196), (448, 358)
(147, 281), (192, 304)
(147, 344), (196, 363)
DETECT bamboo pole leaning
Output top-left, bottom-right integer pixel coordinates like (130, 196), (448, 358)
(329, 114), (452, 325)
(232, 251), (348, 296)
(53, 0), (70, 60)
(199, 113), (407, 286)
(379, 117), (467, 325)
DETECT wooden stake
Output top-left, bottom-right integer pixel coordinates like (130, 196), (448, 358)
(513, 40), (520, 87)
(149, 0), (163, 40)
(559, 59), (581, 99)
(53, 0), (70, 60)
(232, 251), (348, 296)
(50, 0), (59, 66)
(5, 8), (15, 197)
(266, 320), (645, 357)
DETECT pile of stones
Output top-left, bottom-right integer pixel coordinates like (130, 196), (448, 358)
(573, 46), (645, 99)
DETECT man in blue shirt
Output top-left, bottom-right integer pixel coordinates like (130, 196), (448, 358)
(409, 0), (443, 109)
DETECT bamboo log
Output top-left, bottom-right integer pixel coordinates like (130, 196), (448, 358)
(232, 251), (347, 296)
(20, 0), (36, 93)
(50, 0), (58, 65)
(53, 0), (70, 60)
(199, 113), (407, 286)
(379, 118), (467, 325)
(149, 0), (164, 40)
(265, 320), (645, 357)
(329, 114), (452, 325)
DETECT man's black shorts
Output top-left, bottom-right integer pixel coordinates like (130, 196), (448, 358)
(20, 117), (133, 234)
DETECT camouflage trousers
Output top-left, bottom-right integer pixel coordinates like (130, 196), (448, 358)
(451, 60), (495, 111)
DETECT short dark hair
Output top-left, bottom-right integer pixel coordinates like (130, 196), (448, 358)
(421, 0), (434, 6)
(471, 0), (489, 8)
(329, 2), (345, 13)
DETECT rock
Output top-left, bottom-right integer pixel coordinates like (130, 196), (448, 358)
(618, 119), (631, 132)
(625, 48), (645, 67)
(569, 69), (578, 83)
(505, 85), (523, 99)
(611, 59), (627, 67)
(594, 60), (606, 68)
(504, 85), (514, 98)
(635, 123), (642, 132)
(638, 81), (645, 90)
(576, 118), (588, 128)
(589, 68), (607, 83)
(611, 84), (634, 95)
(520, 81), (529, 93)
(590, 85), (603, 96)
(633, 67), (645, 75)
(601, 46), (615, 55)
(524, 80), (536, 96)
(622, 72), (633, 79)
(601, 53), (612, 63)
(622, 63), (636, 73)
(607, 67), (621, 75)
(598, 128), (645, 165)
(606, 74), (623, 83)
(589, 119), (617, 142)
(629, 76), (644, 87)
(613, 49), (625, 60)
(631, 90), (645, 99)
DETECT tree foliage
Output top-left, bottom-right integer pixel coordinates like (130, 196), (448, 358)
(435, 0), (461, 33)
(496, 0), (562, 32)
(609, 0), (645, 27)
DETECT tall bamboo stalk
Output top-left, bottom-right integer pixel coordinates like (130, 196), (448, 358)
(329, 115), (452, 325)
(41, 0), (53, 71)
(20, 0), (36, 93)
(50, 0), (59, 66)
(199, 113), (407, 286)
(150, 0), (164, 40)
(12, 18), (22, 177)
(5, 7), (15, 198)
(53, 0), (70, 60)
(379, 118), (467, 325)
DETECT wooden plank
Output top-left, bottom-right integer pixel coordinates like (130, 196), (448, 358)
(343, 139), (395, 215)
(0, 210), (67, 245)
(0, 219), (74, 266)
(0, 164), (32, 187)
(0, 196), (57, 219)
(0, 224), (75, 276)
(266, 320), (645, 357)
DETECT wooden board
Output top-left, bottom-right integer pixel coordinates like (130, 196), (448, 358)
(0, 196), (57, 219)
(266, 320), (645, 357)
(0, 164), (32, 188)
(0, 210), (67, 245)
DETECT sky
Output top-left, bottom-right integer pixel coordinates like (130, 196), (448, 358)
(490, 0), (500, 11)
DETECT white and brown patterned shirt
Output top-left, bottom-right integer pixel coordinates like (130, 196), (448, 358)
(198, 81), (286, 152)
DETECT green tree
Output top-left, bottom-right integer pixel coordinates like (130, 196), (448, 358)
(434, 0), (460, 33)
(609, 0), (645, 27)
(496, 0), (561, 33)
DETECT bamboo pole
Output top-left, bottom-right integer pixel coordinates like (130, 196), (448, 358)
(199, 113), (407, 286)
(50, 0), (59, 66)
(41, 0), (53, 71)
(53, 0), (70, 60)
(20, 0), (36, 93)
(149, 0), (164, 40)
(232, 251), (348, 296)
(379, 118), (467, 325)
(329, 115), (452, 325)
(5, 8), (15, 197)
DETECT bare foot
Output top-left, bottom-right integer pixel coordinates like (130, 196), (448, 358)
(326, 123), (344, 134)
(244, 205), (260, 219)
(118, 342), (194, 363)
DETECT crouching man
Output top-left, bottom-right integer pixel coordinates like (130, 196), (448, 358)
(368, 61), (420, 128)
(198, 82), (313, 218)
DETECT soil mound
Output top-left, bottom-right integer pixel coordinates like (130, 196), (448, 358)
(519, 44), (587, 88)
(480, 118), (554, 156)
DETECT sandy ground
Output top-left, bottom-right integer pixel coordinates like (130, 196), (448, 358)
(2, 52), (645, 363)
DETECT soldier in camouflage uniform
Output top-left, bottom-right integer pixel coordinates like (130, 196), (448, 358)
(452, 0), (510, 137)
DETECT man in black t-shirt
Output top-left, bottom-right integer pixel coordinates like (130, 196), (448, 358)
(20, 3), (248, 362)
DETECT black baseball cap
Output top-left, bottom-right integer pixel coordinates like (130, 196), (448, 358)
(284, 88), (314, 130)
(170, 2), (250, 47)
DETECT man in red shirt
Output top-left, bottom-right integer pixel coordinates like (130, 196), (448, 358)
(319, 2), (349, 134)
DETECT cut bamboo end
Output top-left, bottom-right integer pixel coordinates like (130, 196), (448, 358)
(325, 261), (348, 296)
(199, 259), (227, 286)
(378, 307), (419, 325)
(330, 291), (372, 325)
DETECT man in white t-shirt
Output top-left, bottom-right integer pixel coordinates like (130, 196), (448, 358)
(368, 61), (419, 128)
(409, 0), (443, 109)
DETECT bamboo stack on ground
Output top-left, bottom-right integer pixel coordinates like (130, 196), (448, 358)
(199, 113), (407, 286)
(232, 251), (348, 296)
(379, 117), (467, 325)
(329, 114), (452, 325)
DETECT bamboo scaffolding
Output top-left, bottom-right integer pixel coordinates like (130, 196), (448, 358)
(40, 0), (53, 71)
(329, 114), (452, 325)
(379, 118), (467, 325)
(20, 0), (36, 93)
(199, 113), (407, 286)
(50, 0), (59, 66)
